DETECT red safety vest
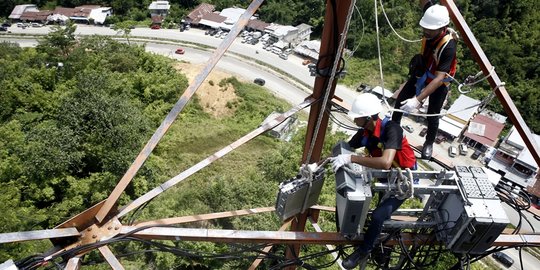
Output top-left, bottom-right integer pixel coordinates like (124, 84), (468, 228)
(420, 30), (457, 86)
(360, 117), (417, 169)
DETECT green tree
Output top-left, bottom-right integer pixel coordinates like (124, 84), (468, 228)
(112, 20), (136, 45)
(37, 22), (77, 57)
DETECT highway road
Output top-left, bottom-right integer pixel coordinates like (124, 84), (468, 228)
(2, 24), (359, 102)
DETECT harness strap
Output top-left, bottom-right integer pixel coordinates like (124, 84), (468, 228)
(416, 34), (454, 96)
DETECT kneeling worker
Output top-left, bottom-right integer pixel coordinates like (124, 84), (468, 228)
(330, 93), (417, 269)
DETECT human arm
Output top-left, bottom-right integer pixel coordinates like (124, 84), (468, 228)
(416, 71), (446, 102)
(350, 148), (397, 169)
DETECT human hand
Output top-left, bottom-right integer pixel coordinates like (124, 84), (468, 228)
(330, 154), (352, 172)
(400, 97), (421, 113)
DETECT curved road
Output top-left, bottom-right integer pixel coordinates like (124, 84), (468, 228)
(1, 25), (359, 104)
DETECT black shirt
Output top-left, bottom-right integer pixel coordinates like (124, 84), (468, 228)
(348, 120), (403, 153)
(423, 1), (457, 74)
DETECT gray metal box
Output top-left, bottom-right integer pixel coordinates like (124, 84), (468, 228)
(437, 192), (509, 254)
(332, 141), (372, 237)
(275, 168), (325, 221)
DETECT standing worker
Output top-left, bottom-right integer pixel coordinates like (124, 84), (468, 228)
(392, 0), (458, 159)
(331, 93), (417, 269)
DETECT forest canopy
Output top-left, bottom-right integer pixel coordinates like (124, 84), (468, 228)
(2, 0), (538, 131)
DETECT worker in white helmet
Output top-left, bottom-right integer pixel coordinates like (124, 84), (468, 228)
(331, 93), (417, 269)
(392, 0), (458, 160)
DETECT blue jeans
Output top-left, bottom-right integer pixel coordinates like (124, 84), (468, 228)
(357, 196), (405, 253)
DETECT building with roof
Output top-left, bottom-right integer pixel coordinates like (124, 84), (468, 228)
(46, 6), (111, 25)
(89, 7), (112, 25)
(19, 10), (52, 23)
(148, 1), (170, 18)
(462, 114), (505, 150)
(185, 3), (215, 25)
(294, 40), (320, 60)
(218, 7), (246, 31)
(198, 13), (227, 29)
(246, 19), (270, 33)
(437, 94), (481, 140)
(266, 24), (298, 44)
(488, 127), (540, 189)
(295, 23), (312, 43)
(9, 4), (39, 20)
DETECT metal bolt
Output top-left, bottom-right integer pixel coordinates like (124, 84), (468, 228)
(87, 227), (92, 231)
(92, 235), (97, 239)
(114, 226), (119, 230)
(107, 226), (112, 230)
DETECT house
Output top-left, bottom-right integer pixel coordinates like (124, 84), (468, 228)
(185, 3), (215, 26)
(19, 10), (52, 23)
(198, 13), (227, 30)
(46, 6), (111, 25)
(265, 24), (298, 47)
(437, 94), (481, 140)
(461, 113), (505, 151)
(9, 4), (39, 20)
(246, 19), (270, 33)
(70, 6), (97, 24)
(148, 1), (170, 17)
(488, 126), (540, 189)
(89, 7), (113, 25)
(218, 7), (252, 31)
(294, 40), (320, 60)
(294, 23), (312, 43)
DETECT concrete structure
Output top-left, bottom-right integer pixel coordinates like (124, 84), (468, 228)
(294, 23), (312, 43)
(488, 126), (540, 189)
(148, 1), (170, 16)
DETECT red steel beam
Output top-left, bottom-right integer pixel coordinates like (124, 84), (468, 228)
(293, 0), (354, 267)
(442, 0), (540, 170)
(98, 246), (125, 270)
(133, 207), (275, 227)
(95, 0), (265, 223)
(121, 227), (540, 246)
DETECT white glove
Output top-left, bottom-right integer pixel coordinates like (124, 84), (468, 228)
(330, 154), (352, 172)
(400, 97), (421, 113)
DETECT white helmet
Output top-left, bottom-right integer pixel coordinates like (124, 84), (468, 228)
(348, 93), (382, 119)
(419, 4), (450, 30)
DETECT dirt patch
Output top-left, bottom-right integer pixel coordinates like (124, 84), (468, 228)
(174, 62), (238, 118)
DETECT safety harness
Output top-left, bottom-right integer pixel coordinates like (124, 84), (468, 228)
(415, 32), (457, 96)
(359, 116), (417, 170)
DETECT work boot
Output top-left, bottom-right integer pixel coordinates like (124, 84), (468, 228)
(342, 249), (369, 269)
(421, 142), (433, 160)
